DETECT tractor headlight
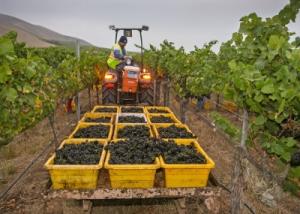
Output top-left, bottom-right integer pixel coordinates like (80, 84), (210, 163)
(141, 73), (151, 80)
(104, 73), (114, 80)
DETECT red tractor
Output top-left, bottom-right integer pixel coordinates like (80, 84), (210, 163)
(102, 26), (154, 105)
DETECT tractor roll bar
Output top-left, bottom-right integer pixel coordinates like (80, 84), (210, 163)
(109, 25), (149, 72)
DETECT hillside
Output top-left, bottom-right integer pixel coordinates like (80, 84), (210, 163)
(0, 13), (92, 47)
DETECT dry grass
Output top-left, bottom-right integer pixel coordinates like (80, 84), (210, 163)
(0, 160), (16, 185)
(2, 161), (16, 175)
(0, 145), (17, 160)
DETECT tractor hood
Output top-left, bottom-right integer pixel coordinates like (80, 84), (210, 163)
(124, 66), (140, 72)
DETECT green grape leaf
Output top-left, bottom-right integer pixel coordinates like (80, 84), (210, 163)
(254, 93), (264, 102)
(22, 83), (33, 94)
(261, 83), (275, 94)
(255, 115), (267, 126)
(268, 35), (286, 50)
(5, 87), (18, 102)
(289, 167), (300, 178)
(282, 152), (291, 162)
(272, 143), (285, 156)
(285, 137), (297, 148)
(0, 37), (14, 56)
(0, 63), (12, 83)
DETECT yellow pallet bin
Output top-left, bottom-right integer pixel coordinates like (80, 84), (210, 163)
(69, 122), (113, 141)
(145, 106), (172, 114)
(113, 124), (154, 140)
(153, 123), (197, 140)
(80, 112), (114, 124)
(120, 106), (145, 114)
(44, 139), (107, 189)
(116, 113), (148, 124)
(147, 113), (181, 124)
(222, 100), (238, 112)
(191, 98), (198, 106)
(204, 99), (213, 110)
(105, 151), (160, 188)
(91, 105), (119, 114)
(160, 140), (215, 188)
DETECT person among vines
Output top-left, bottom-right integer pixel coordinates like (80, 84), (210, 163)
(107, 36), (128, 78)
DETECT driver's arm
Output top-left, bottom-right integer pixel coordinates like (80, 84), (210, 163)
(113, 49), (124, 60)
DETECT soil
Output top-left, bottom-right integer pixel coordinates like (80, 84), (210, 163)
(0, 88), (299, 213)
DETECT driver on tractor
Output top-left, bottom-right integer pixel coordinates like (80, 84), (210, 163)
(107, 36), (128, 85)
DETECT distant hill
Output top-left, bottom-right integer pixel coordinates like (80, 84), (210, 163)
(0, 13), (93, 47)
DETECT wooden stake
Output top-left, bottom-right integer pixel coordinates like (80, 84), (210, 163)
(96, 85), (100, 105)
(75, 40), (81, 122)
(180, 98), (188, 123)
(231, 147), (243, 214)
(88, 87), (92, 111)
(231, 108), (248, 214)
(240, 109), (248, 149)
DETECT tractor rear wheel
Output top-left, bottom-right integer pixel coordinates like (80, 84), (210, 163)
(102, 85), (117, 104)
(139, 83), (154, 105)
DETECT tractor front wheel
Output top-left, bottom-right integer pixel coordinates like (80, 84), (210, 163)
(139, 83), (154, 105)
(102, 85), (117, 105)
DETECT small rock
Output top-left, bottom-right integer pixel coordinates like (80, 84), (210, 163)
(261, 191), (277, 207)
(5, 198), (16, 208)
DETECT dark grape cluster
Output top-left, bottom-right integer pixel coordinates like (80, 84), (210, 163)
(117, 125), (150, 138)
(73, 124), (110, 138)
(107, 138), (160, 164)
(105, 138), (207, 164)
(95, 107), (117, 113)
(148, 108), (169, 113)
(150, 115), (174, 123)
(157, 140), (207, 164)
(158, 124), (196, 138)
(54, 141), (103, 165)
(84, 116), (111, 123)
(291, 151), (300, 167)
(118, 115), (146, 123)
(121, 107), (144, 113)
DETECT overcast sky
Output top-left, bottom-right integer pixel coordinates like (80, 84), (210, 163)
(1, 0), (299, 51)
